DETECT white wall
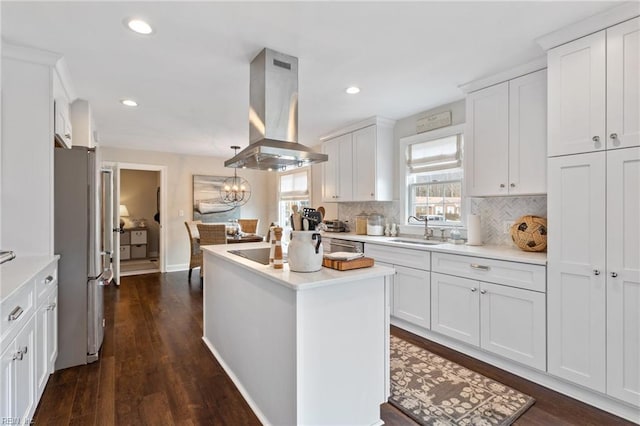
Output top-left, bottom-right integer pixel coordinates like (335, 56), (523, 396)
(101, 147), (278, 271)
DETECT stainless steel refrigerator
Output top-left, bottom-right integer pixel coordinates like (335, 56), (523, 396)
(54, 146), (113, 370)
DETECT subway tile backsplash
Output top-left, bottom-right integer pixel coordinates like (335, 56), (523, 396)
(333, 195), (547, 247)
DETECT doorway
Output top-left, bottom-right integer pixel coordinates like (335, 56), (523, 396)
(119, 169), (161, 276)
(103, 162), (168, 284)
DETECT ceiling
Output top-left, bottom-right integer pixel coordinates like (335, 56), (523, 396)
(2, 1), (618, 158)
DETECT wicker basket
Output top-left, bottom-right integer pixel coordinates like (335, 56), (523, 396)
(510, 215), (547, 252)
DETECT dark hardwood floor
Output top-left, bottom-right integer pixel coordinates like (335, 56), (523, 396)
(33, 272), (633, 425)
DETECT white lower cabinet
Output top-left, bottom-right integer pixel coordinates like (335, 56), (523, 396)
(0, 258), (58, 420)
(1, 316), (36, 422)
(365, 244), (431, 330)
(431, 253), (547, 370)
(393, 265), (430, 329)
(431, 273), (479, 345)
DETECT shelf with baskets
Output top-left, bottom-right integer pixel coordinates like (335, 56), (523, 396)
(120, 228), (148, 260)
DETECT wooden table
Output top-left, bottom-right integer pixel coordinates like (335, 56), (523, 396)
(226, 234), (264, 244)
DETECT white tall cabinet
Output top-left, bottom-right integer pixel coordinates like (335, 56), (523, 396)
(547, 16), (640, 408)
(465, 69), (547, 196)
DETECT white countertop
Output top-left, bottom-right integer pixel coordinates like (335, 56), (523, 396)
(323, 233), (547, 265)
(0, 255), (59, 301)
(202, 242), (394, 291)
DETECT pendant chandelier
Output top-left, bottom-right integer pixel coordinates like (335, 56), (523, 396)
(221, 146), (251, 208)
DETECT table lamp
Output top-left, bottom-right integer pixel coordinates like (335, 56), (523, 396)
(119, 204), (130, 228)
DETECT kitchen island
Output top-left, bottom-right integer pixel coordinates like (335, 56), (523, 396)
(201, 243), (394, 426)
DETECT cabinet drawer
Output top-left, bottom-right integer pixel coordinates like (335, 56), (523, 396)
(365, 244), (430, 270)
(1, 280), (35, 352)
(35, 261), (58, 306)
(120, 231), (130, 245)
(131, 230), (147, 245)
(120, 245), (130, 260)
(131, 244), (147, 259)
(432, 253), (545, 292)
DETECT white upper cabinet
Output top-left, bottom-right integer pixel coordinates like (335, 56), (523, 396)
(465, 82), (509, 196)
(322, 133), (353, 202)
(509, 70), (548, 194)
(465, 70), (547, 196)
(607, 17), (640, 150)
(548, 17), (640, 156)
(321, 117), (395, 203)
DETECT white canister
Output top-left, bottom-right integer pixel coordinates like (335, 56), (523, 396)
(287, 231), (324, 272)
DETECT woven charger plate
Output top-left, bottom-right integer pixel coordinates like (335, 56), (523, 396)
(510, 215), (547, 252)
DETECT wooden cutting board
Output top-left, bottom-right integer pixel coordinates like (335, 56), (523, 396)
(322, 257), (375, 271)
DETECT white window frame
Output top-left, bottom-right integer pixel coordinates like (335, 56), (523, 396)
(399, 123), (466, 234)
(277, 166), (312, 229)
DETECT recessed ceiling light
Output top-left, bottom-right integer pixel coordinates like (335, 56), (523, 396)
(346, 86), (361, 95)
(126, 19), (153, 35)
(120, 99), (138, 107)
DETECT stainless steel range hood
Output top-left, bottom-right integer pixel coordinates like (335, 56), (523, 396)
(224, 48), (328, 170)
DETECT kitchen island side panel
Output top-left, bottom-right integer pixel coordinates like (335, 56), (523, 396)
(203, 251), (297, 426)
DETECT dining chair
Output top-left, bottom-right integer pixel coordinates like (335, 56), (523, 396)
(238, 218), (259, 234)
(184, 221), (202, 282)
(196, 223), (227, 287)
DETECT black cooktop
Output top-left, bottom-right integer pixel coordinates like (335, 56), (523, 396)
(228, 247), (271, 265)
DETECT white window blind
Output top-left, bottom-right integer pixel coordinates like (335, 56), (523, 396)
(407, 134), (462, 173)
(279, 170), (309, 200)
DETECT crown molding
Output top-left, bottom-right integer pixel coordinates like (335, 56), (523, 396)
(54, 57), (78, 102)
(458, 57), (547, 94)
(320, 116), (396, 141)
(536, 2), (640, 51)
(2, 41), (61, 66)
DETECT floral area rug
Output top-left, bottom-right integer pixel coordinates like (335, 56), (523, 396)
(389, 335), (535, 426)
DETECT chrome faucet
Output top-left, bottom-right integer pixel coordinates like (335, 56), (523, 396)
(408, 216), (433, 240)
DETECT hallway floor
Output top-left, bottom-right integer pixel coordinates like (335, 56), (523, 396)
(33, 272), (632, 425)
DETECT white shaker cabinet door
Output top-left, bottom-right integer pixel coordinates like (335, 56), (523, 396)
(606, 147), (640, 405)
(479, 282), (546, 370)
(352, 125), (376, 201)
(547, 152), (606, 392)
(392, 265), (430, 329)
(508, 70), (547, 194)
(322, 137), (340, 202)
(465, 82), (509, 196)
(548, 31), (606, 156)
(431, 272), (479, 346)
(336, 134), (353, 202)
(607, 17), (640, 150)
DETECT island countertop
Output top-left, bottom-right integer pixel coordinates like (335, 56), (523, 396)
(202, 242), (394, 291)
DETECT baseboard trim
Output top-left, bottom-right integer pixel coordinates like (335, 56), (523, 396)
(391, 318), (640, 424)
(165, 263), (189, 272)
(201, 337), (271, 425)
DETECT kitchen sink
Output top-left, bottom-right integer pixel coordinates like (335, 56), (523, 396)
(390, 239), (444, 246)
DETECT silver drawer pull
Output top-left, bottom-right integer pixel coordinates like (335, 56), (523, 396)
(19, 346), (27, 355)
(470, 264), (490, 271)
(13, 351), (23, 361)
(44, 275), (54, 284)
(480, 289), (487, 295)
(48, 302), (57, 311)
(470, 287), (477, 292)
(8, 306), (24, 321)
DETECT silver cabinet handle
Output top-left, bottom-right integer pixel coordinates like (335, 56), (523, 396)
(499, 184), (505, 188)
(64, 133), (71, 139)
(12, 351), (23, 361)
(611, 272), (618, 278)
(592, 136), (600, 142)
(470, 264), (490, 271)
(594, 269), (601, 275)
(44, 275), (54, 284)
(470, 287), (477, 292)
(610, 133), (618, 140)
(8, 306), (23, 321)
(370, 193), (374, 197)
(510, 183), (515, 188)
(48, 302), (57, 311)
(19, 346), (27, 355)
(480, 289), (487, 294)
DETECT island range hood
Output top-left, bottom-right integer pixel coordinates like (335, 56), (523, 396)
(224, 48), (328, 170)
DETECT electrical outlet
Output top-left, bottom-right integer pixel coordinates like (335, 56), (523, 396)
(503, 221), (514, 234)
(179, 209), (184, 217)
